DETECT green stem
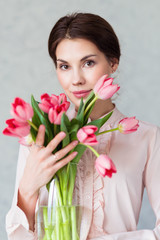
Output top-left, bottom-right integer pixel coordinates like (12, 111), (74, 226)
(55, 178), (63, 206)
(71, 206), (77, 240)
(79, 143), (99, 157)
(55, 207), (61, 240)
(67, 164), (77, 206)
(97, 127), (119, 136)
(84, 95), (98, 115)
(55, 178), (69, 226)
(27, 120), (38, 131)
(43, 207), (52, 240)
(54, 124), (57, 136)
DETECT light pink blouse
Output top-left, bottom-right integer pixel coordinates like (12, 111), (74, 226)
(6, 107), (160, 240)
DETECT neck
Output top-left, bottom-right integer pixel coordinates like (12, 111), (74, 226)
(89, 99), (114, 120)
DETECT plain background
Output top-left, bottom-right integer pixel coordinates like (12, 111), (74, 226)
(1, 0), (160, 239)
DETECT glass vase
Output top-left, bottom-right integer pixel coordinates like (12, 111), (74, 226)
(36, 205), (82, 240)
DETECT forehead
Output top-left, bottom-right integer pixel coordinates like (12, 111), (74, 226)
(56, 38), (101, 60)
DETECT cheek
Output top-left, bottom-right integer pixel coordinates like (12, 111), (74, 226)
(57, 72), (70, 91)
(88, 65), (112, 86)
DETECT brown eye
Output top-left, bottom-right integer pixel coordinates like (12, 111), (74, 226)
(59, 64), (69, 70)
(84, 60), (95, 67)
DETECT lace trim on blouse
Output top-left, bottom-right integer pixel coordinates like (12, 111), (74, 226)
(88, 124), (112, 238)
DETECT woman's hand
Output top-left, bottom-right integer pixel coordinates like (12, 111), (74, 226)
(17, 125), (78, 231)
(19, 124), (78, 199)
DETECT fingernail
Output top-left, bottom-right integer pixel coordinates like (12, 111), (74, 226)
(59, 132), (66, 138)
(72, 151), (78, 157)
(39, 125), (45, 131)
(72, 140), (78, 146)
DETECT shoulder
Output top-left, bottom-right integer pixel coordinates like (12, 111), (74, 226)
(138, 119), (160, 140)
(111, 107), (160, 145)
(116, 107), (159, 137)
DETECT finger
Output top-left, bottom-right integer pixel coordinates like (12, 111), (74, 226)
(35, 125), (46, 146)
(44, 131), (66, 155)
(52, 151), (78, 173)
(50, 140), (78, 163)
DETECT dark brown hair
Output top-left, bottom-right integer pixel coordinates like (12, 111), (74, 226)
(48, 13), (121, 66)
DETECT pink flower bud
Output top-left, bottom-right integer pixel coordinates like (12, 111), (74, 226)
(118, 117), (139, 134)
(95, 154), (117, 178)
(77, 125), (98, 146)
(10, 97), (33, 123)
(93, 74), (120, 100)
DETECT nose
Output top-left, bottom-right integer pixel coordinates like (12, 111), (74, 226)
(72, 68), (86, 86)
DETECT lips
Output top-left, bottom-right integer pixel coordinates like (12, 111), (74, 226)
(72, 90), (92, 98)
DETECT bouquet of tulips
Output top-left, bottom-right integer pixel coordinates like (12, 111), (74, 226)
(3, 75), (139, 240)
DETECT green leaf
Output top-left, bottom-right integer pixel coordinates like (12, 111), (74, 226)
(76, 98), (84, 116)
(76, 99), (84, 125)
(30, 127), (37, 142)
(83, 91), (95, 109)
(87, 111), (113, 133)
(76, 91), (96, 126)
(69, 131), (78, 143)
(83, 91), (95, 125)
(30, 109), (42, 141)
(31, 95), (53, 143)
(70, 143), (87, 164)
(60, 113), (70, 148)
(69, 119), (80, 134)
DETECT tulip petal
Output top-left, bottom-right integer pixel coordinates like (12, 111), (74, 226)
(77, 128), (88, 142)
(118, 117), (139, 134)
(93, 74), (108, 93)
(95, 154), (117, 178)
(95, 163), (106, 177)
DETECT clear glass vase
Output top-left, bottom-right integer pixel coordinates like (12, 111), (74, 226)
(36, 162), (83, 240)
(36, 205), (82, 240)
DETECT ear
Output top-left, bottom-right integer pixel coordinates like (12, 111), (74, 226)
(110, 58), (119, 73)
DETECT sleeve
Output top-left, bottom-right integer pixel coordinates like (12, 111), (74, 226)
(6, 145), (37, 240)
(89, 126), (160, 240)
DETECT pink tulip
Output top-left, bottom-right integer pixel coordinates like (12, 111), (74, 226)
(48, 105), (67, 125)
(10, 97), (33, 123)
(39, 93), (52, 113)
(118, 117), (139, 134)
(95, 154), (117, 178)
(39, 93), (70, 124)
(93, 74), (120, 100)
(77, 125), (98, 146)
(3, 119), (30, 138)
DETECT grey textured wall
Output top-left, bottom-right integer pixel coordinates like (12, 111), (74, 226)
(1, 0), (160, 239)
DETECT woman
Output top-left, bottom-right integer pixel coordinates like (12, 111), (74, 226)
(6, 13), (160, 240)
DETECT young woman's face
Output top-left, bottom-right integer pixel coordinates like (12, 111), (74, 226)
(55, 38), (117, 110)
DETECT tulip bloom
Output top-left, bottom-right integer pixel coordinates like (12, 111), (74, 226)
(10, 97), (33, 123)
(93, 74), (120, 100)
(77, 125), (98, 146)
(3, 119), (30, 138)
(39, 93), (70, 124)
(118, 117), (139, 134)
(95, 154), (117, 178)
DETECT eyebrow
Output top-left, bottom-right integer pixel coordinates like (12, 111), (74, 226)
(56, 54), (97, 63)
